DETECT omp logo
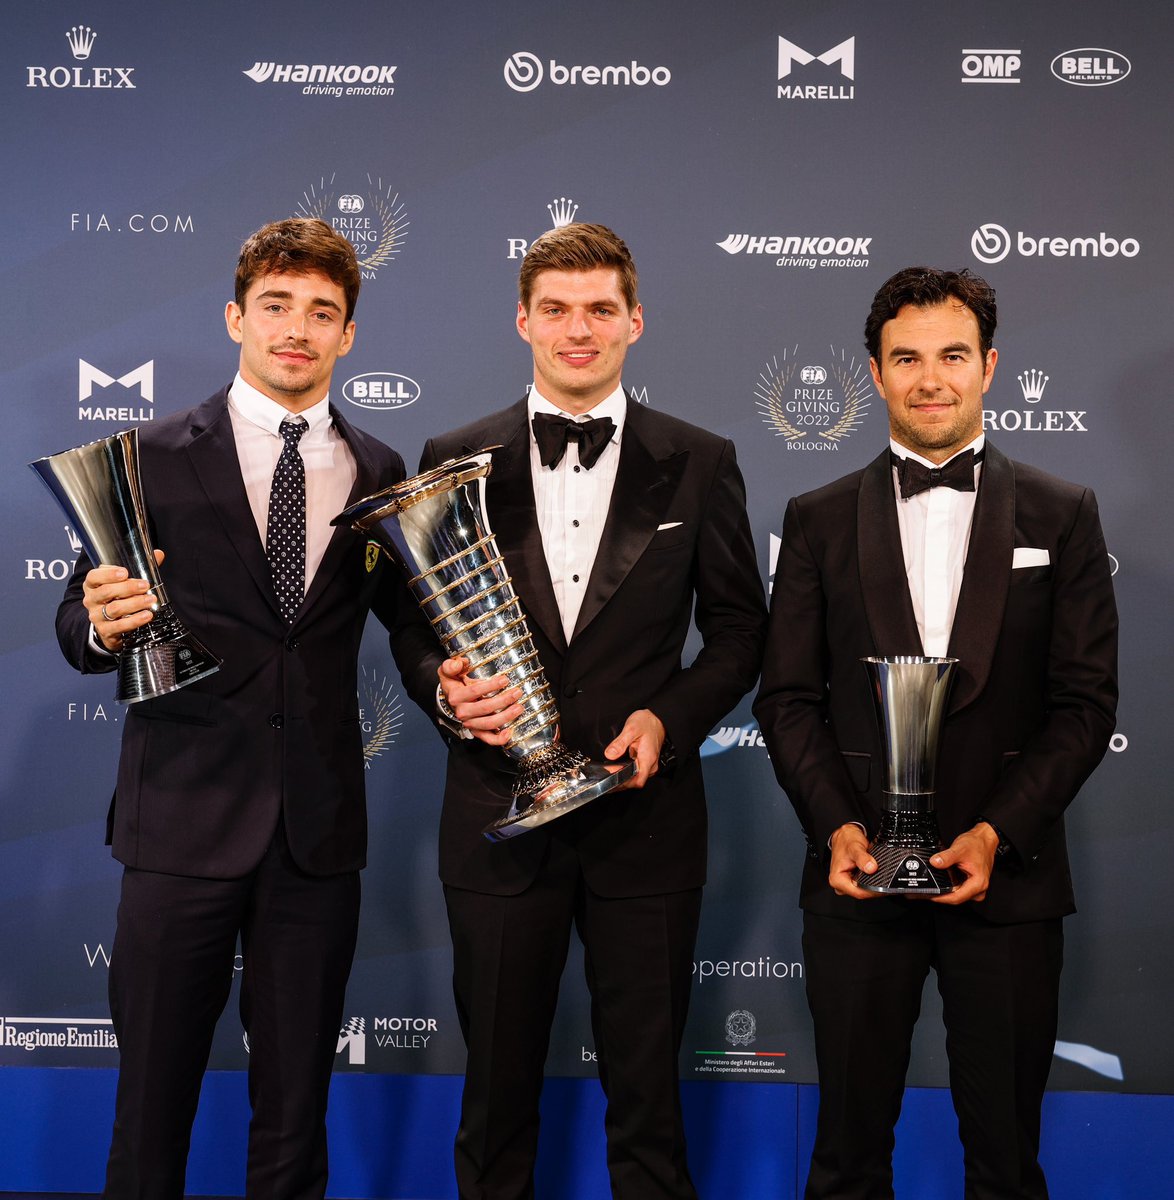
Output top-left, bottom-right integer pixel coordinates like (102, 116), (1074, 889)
(1051, 49), (1131, 87)
(504, 51), (543, 91)
(961, 49), (1021, 83)
(777, 36), (854, 99)
(971, 222), (1140, 264)
(971, 223), (1012, 263)
(78, 359), (154, 422)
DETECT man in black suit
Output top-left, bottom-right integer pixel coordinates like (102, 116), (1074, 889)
(57, 218), (410, 1199)
(754, 266), (1119, 1199)
(391, 223), (766, 1199)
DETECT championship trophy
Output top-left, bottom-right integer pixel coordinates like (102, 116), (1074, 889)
(854, 655), (961, 894)
(30, 429), (221, 704)
(334, 451), (635, 842)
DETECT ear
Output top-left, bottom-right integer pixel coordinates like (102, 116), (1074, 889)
(225, 301), (244, 346)
(627, 302), (644, 345)
(516, 300), (531, 345)
(981, 347), (998, 394)
(869, 356), (887, 400)
(337, 320), (357, 358)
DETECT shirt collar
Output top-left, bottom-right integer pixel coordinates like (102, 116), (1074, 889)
(527, 383), (626, 445)
(889, 432), (985, 471)
(229, 371), (334, 437)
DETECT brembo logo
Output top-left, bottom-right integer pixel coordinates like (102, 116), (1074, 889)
(971, 222), (1139, 264)
(503, 51), (670, 92)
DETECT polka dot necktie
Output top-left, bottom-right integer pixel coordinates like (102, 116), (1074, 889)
(266, 416), (308, 623)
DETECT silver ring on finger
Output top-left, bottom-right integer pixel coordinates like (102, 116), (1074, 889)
(101, 603), (114, 622)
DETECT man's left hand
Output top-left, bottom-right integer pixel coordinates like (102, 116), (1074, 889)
(930, 821), (1001, 905)
(604, 709), (665, 789)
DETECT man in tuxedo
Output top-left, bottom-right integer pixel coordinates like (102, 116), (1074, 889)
(754, 266), (1118, 1199)
(391, 223), (766, 1199)
(57, 218), (411, 1199)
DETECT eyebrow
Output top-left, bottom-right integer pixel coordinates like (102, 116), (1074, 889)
(887, 340), (974, 358)
(255, 288), (342, 313)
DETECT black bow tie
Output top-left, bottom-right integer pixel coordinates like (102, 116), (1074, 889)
(892, 448), (983, 500)
(532, 412), (616, 470)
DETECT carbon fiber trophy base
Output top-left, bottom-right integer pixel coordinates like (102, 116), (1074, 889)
(483, 756), (636, 842)
(116, 603), (221, 704)
(856, 804), (960, 895)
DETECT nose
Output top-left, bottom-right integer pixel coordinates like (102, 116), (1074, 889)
(566, 309), (592, 339)
(284, 313), (307, 340)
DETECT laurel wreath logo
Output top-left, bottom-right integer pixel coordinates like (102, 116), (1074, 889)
(755, 346), (871, 443)
(360, 666), (403, 766)
(297, 174), (409, 274)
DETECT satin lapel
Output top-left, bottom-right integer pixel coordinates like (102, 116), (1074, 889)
(298, 406), (385, 622)
(481, 405), (567, 655)
(857, 448), (923, 656)
(184, 391), (281, 619)
(572, 402), (688, 641)
(946, 444), (1014, 714)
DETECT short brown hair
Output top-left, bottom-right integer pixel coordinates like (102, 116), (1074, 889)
(235, 218), (362, 323)
(518, 222), (639, 311)
(865, 266), (997, 362)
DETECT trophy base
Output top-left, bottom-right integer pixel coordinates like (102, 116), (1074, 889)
(853, 803), (960, 895)
(482, 760), (637, 842)
(117, 608), (222, 704)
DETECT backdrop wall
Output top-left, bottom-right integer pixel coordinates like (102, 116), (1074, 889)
(2, 1), (1170, 1196)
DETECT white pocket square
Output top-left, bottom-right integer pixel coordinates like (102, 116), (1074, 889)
(656, 521), (682, 531)
(1012, 547), (1050, 568)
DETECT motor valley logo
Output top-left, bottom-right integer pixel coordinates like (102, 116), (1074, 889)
(1, 1015), (118, 1055)
(970, 222), (1139, 265)
(777, 35), (854, 100)
(336, 1017), (366, 1065)
(692, 1010), (788, 1079)
(716, 233), (871, 270)
(984, 365), (1088, 433)
(27, 25), (135, 89)
(243, 60), (396, 99)
(296, 175), (408, 279)
(359, 667), (403, 767)
(508, 196), (581, 259)
(503, 51), (670, 92)
(78, 359), (154, 422)
(755, 348), (872, 450)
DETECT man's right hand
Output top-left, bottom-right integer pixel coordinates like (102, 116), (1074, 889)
(82, 550), (165, 653)
(437, 655), (524, 747)
(828, 823), (881, 900)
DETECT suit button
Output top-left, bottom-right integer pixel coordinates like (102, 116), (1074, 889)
(564, 686), (581, 698)
(269, 714), (285, 729)
(286, 636), (299, 651)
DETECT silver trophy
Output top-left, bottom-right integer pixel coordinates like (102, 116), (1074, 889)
(30, 429), (221, 704)
(334, 451), (635, 842)
(854, 655), (960, 895)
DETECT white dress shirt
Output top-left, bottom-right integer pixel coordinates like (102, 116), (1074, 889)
(229, 372), (357, 595)
(528, 385), (626, 641)
(890, 434), (985, 658)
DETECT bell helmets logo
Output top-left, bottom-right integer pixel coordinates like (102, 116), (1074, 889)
(971, 222), (1139, 264)
(342, 372), (419, 410)
(503, 50), (670, 92)
(1051, 49), (1131, 86)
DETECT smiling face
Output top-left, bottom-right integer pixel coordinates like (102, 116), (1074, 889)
(870, 300), (997, 463)
(225, 269), (355, 412)
(516, 266), (644, 415)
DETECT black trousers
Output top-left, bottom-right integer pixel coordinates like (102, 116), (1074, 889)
(444, 839), (703, 1200)
(802, 905), (1063, 1200)
(102, 824), (360, 1200)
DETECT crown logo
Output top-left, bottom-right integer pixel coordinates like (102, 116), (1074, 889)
(65, 525), (83, 555)
(66, 25), (97, 61)
(1017, 369), (1049, 404)
(547, 197), (578, 228)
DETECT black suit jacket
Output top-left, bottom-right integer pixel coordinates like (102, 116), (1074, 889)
(753, 443), (1118, 924)
(392, 396), (767, 898)
(57, 387), (409, 879)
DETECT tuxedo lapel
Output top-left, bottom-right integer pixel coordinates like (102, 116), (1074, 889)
(184, 390), (283, 620)
(857, 449), (922, 656)
(946, 443), (1014, 713)
(478, 401), (566, 654)
(572, 399), (688, 641)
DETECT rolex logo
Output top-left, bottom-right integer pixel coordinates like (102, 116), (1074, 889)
(66, 25), (97, 61)
(547, 197), (579, 228)
(1017, 369), (1049, 404)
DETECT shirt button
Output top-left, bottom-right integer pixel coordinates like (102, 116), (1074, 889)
(286, 637), (299, 651)
(573, 465), (581, 473)
(572, 519), (580, 527)
(269, 714), (285, 729)
(572, 574), (580, 583)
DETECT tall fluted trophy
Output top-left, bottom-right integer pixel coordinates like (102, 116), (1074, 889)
(854, 655), (961, 895)
(30, 429), (221, 704)
(335, 450), (635, 842)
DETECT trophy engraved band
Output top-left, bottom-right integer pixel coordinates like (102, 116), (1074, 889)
(334, 451), (635, 842)
(30, 429), (221, 704)
(854, 655), (961, 895)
